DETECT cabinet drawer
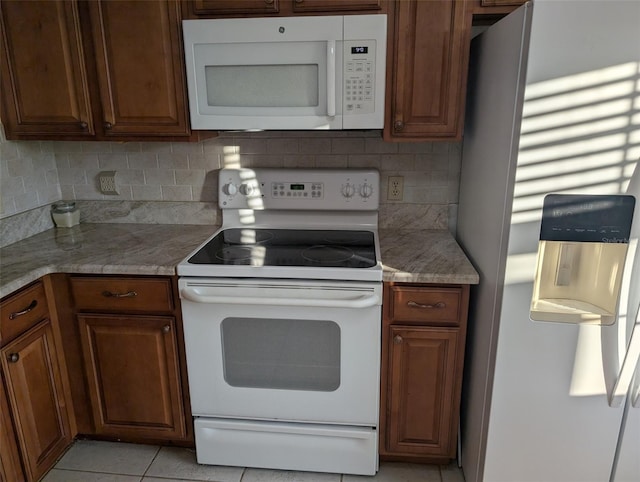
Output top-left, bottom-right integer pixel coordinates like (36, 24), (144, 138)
(390, 287), (462, 325)
(70, 277), (174, 313)
(1, 281), (48, 345)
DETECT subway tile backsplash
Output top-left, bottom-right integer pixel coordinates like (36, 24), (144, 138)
(0, 126), (462, 239)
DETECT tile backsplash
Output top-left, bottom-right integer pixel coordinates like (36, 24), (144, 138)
(0, 125), (461, 236)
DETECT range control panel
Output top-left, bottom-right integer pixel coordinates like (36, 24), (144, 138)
(219, 168), (379, 210)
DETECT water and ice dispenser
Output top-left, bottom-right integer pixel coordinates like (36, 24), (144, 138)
(531, 194), (636, 325)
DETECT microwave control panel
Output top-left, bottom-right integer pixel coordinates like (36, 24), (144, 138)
(343, 40), (376, 116)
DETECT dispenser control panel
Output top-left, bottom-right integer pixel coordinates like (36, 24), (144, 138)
(540, 194), (636, 243)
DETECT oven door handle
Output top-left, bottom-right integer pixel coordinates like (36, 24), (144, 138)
(180, 288), (379, 309)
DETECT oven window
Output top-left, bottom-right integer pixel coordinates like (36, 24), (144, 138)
(205, 64), (319, 107)
(221, 317), (340, 391)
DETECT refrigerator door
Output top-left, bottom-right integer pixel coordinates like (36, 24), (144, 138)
(458, 1), (640, 482)
(611, 366), (640, 481)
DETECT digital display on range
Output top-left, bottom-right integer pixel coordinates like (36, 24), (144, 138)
(351, 46), (368, 54)
(290, 184), (305, 191)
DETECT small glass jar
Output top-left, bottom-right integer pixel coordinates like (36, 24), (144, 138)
(51, 201), (80, 228)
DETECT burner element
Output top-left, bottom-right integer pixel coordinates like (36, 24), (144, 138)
(223, 229), (274, 244)
(216, 246), (265, 265)
(302, 245), (354, 263)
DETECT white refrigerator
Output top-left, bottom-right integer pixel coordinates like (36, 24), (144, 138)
(457, 1), (640, 482)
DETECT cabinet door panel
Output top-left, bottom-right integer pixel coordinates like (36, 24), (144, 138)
(387, 0), (470, 140)
(0, 376), (25, 482)
(70, 276), (174, 314)
(1, 320), (71, 482)
(78, 314), (186, 440)
(1, 281), (49, 346)
(0, 0), (93, 138)
(387, 326), (458, 456)
(89, 0), (190, 136)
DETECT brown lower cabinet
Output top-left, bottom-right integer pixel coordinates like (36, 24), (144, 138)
(69, 275), (192, 444)
(77, 314), (187, 440)
(380, 283), (469, 463)
(0, 281), (73, 482)
(1, 367), (25, 482)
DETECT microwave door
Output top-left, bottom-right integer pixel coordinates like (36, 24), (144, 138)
(189, 41), (342, 130)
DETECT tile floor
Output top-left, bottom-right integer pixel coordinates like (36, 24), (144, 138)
(43, 440), (466, 482)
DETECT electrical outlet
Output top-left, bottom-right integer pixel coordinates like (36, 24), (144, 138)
(387, 176), (404, 201)
(98, 171), (119, 195)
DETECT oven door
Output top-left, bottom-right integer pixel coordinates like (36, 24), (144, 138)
(179, 278), (382, 426)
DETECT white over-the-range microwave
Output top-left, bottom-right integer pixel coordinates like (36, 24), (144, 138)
(182, 14), (387, 131)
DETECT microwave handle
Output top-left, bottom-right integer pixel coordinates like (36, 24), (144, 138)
(327, 40), (336, 117)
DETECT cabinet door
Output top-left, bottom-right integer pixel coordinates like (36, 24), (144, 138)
(88, 0), (191, 137)
(1, 320), (72, 482)
(386, 326), (459, 457)
(78, 314), (187, 441)
(0, 0), (94, 139)
(385, 0), (470, 140)
(0, 375), (25, 482)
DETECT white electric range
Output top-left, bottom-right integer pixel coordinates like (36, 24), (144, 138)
(177, 168), (383, 476)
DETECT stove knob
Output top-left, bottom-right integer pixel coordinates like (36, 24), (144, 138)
(359, 183), (373, 198)
(238, 183), (254, 196)
(341, 183), (355, 198)
(222, 183), (238, 196)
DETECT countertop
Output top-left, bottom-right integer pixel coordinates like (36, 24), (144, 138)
(0, 224), (478, 298)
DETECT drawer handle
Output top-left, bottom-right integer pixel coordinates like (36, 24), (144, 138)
(407, 300), (446, 309)
(7, 353), (19, 363)
(163, 325), (171, 333)
(8, 300), (38, 320)
(102, 290), (137, 299)
(393, 335), (403, 345)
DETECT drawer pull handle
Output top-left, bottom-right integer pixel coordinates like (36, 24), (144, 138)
(7, 353), (19, 363)
(102, 290), (137, 299)
(163, 325), (171, 333)
(8, 300), (38, 320)
(407, 300), (446, 309)
(393, 335), (403, 344)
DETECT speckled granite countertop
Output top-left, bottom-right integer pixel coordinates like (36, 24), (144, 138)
(0, 224), (215, 298)
(379, 229), (478, 285)
(0, 224), (478, 298)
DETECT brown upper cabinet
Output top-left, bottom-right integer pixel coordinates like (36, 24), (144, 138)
(0, 0), (197, 141)
(187, 0), (382, 17)
(384, 0), (471, 141)
(470, 0), (527, 16)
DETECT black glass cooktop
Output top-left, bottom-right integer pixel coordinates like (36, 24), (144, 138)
(188, 228), (377, 268)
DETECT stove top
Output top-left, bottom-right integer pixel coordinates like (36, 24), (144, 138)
(188, 228), (376, 268)
(177, 168), (383, 282)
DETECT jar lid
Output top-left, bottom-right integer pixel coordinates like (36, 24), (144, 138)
(52, 201), (76, 213)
